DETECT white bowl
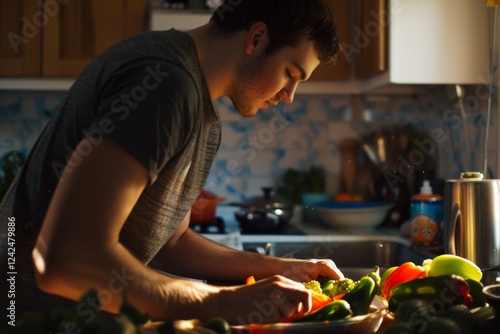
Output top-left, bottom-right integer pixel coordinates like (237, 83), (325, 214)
(315, 201), (393, 230)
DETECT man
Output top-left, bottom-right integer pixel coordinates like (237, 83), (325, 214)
(0, 0), (343, 324)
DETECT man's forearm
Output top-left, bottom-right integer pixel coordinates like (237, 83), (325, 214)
(151, 228), (296, 282)
(34, 240), (219, 321)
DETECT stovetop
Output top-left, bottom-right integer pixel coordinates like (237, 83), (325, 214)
(190, 216), (306, 235)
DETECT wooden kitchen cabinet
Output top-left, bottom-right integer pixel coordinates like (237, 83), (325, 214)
(0, 0), (42, 76)
(309, 0), (350, 81)
(0, 0), (148, 78)
(307, 0), (387, 82)
(43, 0), (148, 77)
(355, 0), (388, 79)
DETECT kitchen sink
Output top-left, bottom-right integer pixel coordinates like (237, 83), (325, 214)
(242, 237), (429, 279)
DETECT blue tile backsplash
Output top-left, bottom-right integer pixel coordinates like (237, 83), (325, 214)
(0, 86), (497, 202)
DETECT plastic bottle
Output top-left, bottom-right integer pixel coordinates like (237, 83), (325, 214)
(409, 180), (443, 245)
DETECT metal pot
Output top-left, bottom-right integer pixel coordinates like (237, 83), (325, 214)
(444, 172), (500, 271)
(230, 187), (294, 233)
(190, 189), (226, 224)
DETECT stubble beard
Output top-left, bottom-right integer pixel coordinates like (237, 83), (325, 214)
(228, 55), (267, 118)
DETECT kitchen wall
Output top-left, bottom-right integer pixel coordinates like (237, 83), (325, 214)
(0, 86), (497, 202)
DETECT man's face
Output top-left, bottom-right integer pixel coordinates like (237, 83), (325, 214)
(229, 38), (320, 117)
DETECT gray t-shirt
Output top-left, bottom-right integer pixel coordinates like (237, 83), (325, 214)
(0, 29), (221, 314)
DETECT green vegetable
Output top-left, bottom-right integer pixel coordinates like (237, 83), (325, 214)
(427, 254), (482, 281)
(303, 280), (323, 294)
(388, 275), (472, 312)
(368, 266), (381, 298)
(295, 300), (352, 322)
(342, 276), (376, 316)
(205, 317), (230, 334)
(465, 278), (486, 308)
(276, 166), (326, 204)
(321, 278), (357, 298)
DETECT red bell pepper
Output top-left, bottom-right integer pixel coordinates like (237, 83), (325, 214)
(310, 290), (333, 312)
(280, 290), (333, 323)
(381, 262), (426, 299)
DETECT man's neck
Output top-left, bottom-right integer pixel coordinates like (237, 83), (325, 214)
(187, 25), (244, 101)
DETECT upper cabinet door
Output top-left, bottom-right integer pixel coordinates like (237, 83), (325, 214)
(389, 0), (489, 84)
(309, 0), (350, 81)
(42, 0), (148, 77)
(0, 0), (42, 77)
(355, 0), (388, 79)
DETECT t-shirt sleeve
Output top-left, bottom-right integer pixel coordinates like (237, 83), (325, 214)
(86, 59), (199, 185)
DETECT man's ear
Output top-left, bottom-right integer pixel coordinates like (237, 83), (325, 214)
(245, 21), (269, 54)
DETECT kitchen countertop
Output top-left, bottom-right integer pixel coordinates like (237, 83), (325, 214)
(215, 205), (406, 234)
(203, 205), (414, 249)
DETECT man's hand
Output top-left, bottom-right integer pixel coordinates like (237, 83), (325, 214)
(208, 275), (312, 324)
(277, 258), (345, 283)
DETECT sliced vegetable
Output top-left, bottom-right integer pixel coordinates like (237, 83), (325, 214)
(427, 254), (482, 281)
(309, 290), (333, 313)
(381, 262), (426, 299)
(279, 290), (335, 323)
(342, 276), (376, 316)
(388, 275), (472, 312)
(293, 300), (352, 323)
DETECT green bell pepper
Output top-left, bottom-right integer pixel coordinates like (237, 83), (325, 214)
(342, 276), (376, 316)
(295, 299), (352, 322)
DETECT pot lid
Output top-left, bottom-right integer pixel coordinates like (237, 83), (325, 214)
(460, 172), (484, 180)
(234, 187), (293, 210)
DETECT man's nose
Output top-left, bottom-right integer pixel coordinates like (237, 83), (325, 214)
(279, 82), (299, 104)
